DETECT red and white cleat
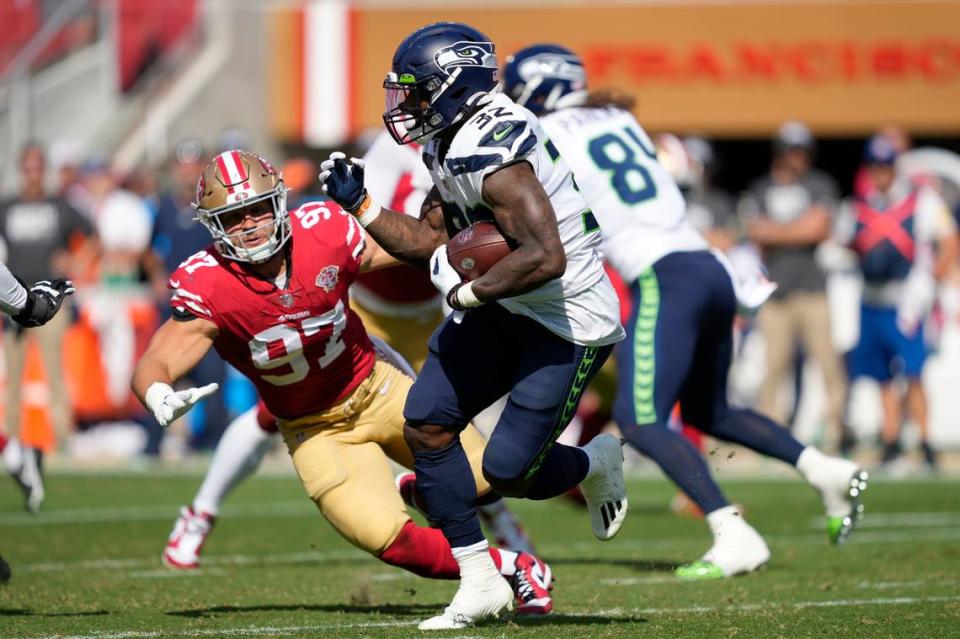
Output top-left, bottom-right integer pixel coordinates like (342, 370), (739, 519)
(162, 506), (215, 569)
(511, 552), (553, 615)
(396, 472), (434, 523)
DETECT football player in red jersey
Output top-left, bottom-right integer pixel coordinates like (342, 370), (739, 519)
(159, 138), (534, 571)
(132, 150), (552, 614)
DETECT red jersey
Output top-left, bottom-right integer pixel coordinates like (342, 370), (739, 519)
(353, 132), (439, 312)
(169, 202), (375, 419)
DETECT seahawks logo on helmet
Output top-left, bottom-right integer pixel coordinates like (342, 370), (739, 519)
(518, 52), (585, 83)
(434, 41), (496, 73)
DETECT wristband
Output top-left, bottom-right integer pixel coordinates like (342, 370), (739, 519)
(449, 282), (483, 310)
(354, 195), (382, 228)
(144, 382), (174, 413)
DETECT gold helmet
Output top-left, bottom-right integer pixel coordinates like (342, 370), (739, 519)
(193, 149), (290, 263)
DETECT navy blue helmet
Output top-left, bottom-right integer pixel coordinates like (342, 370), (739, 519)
(383, 22), (498, 145)
(502, 44), (587, 116)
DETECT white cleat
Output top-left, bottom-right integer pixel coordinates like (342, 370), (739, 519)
(162, 506), (216, 569)
(808, 455), (868, 545)
(676, 508), (770, 580)
(418, 570), (514, 630)
(4, 440), (44, 514)
(579, 433), (628, 540)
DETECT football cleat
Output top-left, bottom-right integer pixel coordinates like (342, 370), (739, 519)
(511, 552), (553, 614)
(478, 501), (537, 555)
(825, 470), (869, 545)
(418, 567), (514, 630)
(162, 506), (216, 569)
(676, 509), (770, 580)
(579, 434), (629, 540)
(4, 441), (44, 514)
(395, 472), (435, 525)
(0, 554), (10, 582)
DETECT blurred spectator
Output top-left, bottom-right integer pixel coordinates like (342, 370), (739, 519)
(739, 121), (849, 448)
(82, 160), (163, 408)
(48, 139), (93, 217)
(854, 125), (914, 198)
(0, 142), (94, 451)
(836, 136), (958, 471)
(151, 140), (211, 276)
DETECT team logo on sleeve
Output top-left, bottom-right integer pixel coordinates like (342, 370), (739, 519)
(315, 266), (340, 292)
(434, 41), (496, 72)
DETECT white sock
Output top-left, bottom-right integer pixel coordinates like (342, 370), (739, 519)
(2, 437), (23, 473)
(705, 504), (742, 542)
(193, 407), (273, 516)
(452, 540), (499, 582)
(795, 446), (829, 484)
(492, 548), (519, 577)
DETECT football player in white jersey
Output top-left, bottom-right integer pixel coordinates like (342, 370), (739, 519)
(503, 43), (870, 579)
(319, 22), (627, 630)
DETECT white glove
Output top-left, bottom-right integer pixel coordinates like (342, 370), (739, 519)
(430, 245), (465, 324)
(145, 382), (219, 428)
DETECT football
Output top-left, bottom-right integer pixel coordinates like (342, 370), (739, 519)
(447, 221), (513, 281)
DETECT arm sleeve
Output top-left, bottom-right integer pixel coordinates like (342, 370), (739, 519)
(916, 187), (957, 243)
(0, 261), (27, 315)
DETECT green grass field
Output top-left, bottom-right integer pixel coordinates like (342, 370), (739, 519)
(1, 472), (958, 638)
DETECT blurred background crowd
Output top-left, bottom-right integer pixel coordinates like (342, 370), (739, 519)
(2, 0), (960, 475)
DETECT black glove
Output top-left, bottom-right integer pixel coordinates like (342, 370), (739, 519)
(12, 279), (76, 328)
(317, 152), (368, 212)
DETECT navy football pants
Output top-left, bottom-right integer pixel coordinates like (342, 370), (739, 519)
(613, 251), (804, 515)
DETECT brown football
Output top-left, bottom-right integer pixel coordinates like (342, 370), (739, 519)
(447, 221), (513, 281)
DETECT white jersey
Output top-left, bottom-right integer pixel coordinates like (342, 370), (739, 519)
(422, 92), (623, 346)
(540, 106), (708, 283)
(0, 261), (27, 315)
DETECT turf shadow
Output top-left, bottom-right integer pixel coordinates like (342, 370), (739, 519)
(0, 609), (110, 617)
(167, 603), (442, 618)
(547, 557), (685, 572)
(501, 613), (649, 628)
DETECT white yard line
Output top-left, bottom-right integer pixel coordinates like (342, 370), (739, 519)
(16, 526), (960, 577)
(21, 549), (366, 574)
(17, 596), (960, 639)
(0, 502), (312, 527)
(602, 575), (958, 589)
(808, 511), (960, 529)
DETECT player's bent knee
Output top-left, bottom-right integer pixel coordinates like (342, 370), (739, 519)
(403, 421), (457, 452)
(352, 518), (407, 556)
(481, 459), (533, 498)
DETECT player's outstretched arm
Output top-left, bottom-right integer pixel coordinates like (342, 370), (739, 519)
(362, 186), (448, 269)
(318, 154), (447, 269)
(132, 317), (219, 427)
(468, 161), (566, 301)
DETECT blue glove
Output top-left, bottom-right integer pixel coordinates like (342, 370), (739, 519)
(318, 152), (367, 212)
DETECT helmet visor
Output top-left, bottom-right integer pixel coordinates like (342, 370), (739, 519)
(383, 75), (438, 145)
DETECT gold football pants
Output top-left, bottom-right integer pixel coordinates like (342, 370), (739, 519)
(279, 356), (490, 555)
